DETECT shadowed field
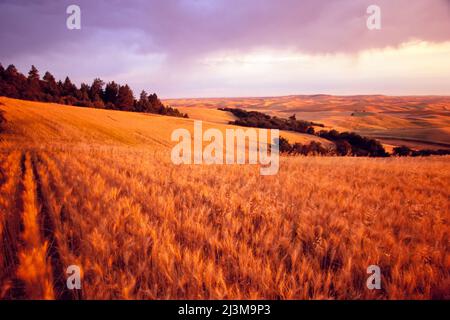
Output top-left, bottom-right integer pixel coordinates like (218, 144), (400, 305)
(0, 97), (449, 299)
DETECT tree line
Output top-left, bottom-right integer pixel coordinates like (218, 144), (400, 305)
(222, 108), (450, 157)
(0, 63), (188, 118)
(221, 108), (388, 157)
(317, 129), (388, 157)
(278, 137), (331, 156)
(278, 136), (450, 157)
(219, 108), (324, 135)
(392, 145), (450, 157)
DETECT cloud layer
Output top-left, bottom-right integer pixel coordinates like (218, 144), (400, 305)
(1, 0), (449, 97)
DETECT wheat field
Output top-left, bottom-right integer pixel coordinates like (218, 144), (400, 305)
(166, 95), (450, 151)
(0, 97), (449, 299)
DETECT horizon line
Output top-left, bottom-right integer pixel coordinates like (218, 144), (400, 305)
(161, 93), (450, 100)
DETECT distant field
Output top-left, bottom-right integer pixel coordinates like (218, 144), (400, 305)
(0, 97), (449, 299)
(164, 95), (450, 150)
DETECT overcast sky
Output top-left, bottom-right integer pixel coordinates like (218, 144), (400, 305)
(1, 0), (449, 98)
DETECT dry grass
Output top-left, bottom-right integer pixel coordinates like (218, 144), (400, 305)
(0, 97), (449, 299)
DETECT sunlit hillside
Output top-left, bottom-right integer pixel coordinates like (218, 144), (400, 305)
(0, 97), (449, 300)
(165, 95), (450, 151)
(0, 97), (331, 150)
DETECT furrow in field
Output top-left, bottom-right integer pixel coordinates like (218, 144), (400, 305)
(31, 152), (78, 300)
(38, 149), (229, 299)
(37, 150), (154, 299)
(49, 149), (288, 299)
(15, 153), (54, 300)
(0, 152), (26, 299)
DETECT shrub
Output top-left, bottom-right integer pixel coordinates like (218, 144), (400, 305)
(318, 130), (389, 157)
(393, 146), (413, 157)
(278, 137), (329, 156)
(220, 108), (322, 134)
(335, 140), (352, 156)
(411, 149), (450, 157)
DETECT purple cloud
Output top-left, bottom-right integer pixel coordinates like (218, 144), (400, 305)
(1, 0), (449, 97)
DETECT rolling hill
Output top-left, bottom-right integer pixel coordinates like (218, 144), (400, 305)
(164, 95), (450, 150)
(0, 97), (332, 151)
(0, 97), (448, 300)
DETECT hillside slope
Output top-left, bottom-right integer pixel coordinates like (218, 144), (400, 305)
(0, 97), (331, 150)
(0, 97), (448, 300)
(164, 95), (450, 150)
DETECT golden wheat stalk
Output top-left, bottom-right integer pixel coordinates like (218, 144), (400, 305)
(16, 154), (54, 300)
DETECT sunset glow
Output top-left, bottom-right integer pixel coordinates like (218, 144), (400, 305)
(1, 0), (449, 97)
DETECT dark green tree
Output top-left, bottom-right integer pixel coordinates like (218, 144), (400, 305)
(23, 65), (42, 101)
(104, 81), (119, 108)
(116, 84), (135, 111)
(137, 90), (151, 112)
(42, 71), (60, 101)
(2, 65), (26, 98)
(89, 78), (104, 102)
(393, 146), (412, 157)
(148, 93), (164, 113)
